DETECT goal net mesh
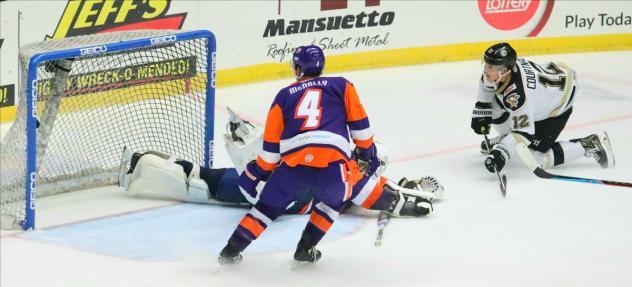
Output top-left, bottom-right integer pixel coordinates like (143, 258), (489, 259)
(0, 30), (213, 229)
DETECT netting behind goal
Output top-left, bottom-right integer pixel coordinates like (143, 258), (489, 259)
(0, 30), (216, 230)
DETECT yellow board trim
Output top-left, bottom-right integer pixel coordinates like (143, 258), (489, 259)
(215, 33), (632, 87)
(0, 106), (17, 123)
(2, 33), (632, 123)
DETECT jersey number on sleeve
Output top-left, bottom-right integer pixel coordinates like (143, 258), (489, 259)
(295, 88), (323, 130)
(530, 61), (566, 90)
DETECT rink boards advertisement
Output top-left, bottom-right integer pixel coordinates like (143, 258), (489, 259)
(1, 0), (631, 122)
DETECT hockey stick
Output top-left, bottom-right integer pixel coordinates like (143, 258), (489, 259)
(374, 211), (391, 247)
(484, 134), (508, 197)
(516, 143), (632, 188)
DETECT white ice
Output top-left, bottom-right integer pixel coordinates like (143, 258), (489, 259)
(1, 51), (631, 287)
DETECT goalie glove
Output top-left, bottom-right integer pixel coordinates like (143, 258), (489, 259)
(223, 107), (264, 175)
(471, 101), (492, 135)
(238, 160), (271, 204)
(398, 176), (445, 201)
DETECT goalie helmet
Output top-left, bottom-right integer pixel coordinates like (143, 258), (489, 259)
(484, 42), (517, 68)
(291, 45), (325, 77)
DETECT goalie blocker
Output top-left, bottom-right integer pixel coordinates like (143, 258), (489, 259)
(118, 109), (445, 217)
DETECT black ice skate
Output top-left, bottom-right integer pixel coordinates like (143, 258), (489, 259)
(292, 234), (321, 268)
(291, 246), (321, 270)
(294, 246), (321, 263)
(571, 132), (615, 168)
(218, 242), (243, 266)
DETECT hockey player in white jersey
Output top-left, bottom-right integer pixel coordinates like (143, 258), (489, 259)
(471, 42), (615, 174)
(119, 108), (444, 218)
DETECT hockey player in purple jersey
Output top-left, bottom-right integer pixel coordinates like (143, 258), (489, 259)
(216, 45), (421, 266)
(118, 45), (444, 266)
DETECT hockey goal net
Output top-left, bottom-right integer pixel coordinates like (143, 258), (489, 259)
(0, 30), (216, 230)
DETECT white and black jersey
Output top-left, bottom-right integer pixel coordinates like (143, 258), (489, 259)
(478, 57), (578, 154)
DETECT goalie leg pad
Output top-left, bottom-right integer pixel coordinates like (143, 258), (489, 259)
(187, 177), (211, 204)
(126, 154), (189, 201)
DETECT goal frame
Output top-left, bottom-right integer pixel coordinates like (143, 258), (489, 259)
(19, 30), (216, 230)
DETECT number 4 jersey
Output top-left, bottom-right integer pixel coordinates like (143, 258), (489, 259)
(255, 76), (374, 172)
(482, 57), (578, 136)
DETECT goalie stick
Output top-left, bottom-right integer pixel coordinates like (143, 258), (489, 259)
(516, 143), (632, 188)
(374, 211), (391, 247)
(484, 134), (508, 197)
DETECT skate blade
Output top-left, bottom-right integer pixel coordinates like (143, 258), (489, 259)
(601, 131), (615, 168)
(213, 261), (241, 274)
(290, 260), (316, 271)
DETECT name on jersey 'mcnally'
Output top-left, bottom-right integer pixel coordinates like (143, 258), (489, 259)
(289, 80), (328, 94)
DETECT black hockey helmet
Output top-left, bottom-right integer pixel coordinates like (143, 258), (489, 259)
(483, 43), (517, 68)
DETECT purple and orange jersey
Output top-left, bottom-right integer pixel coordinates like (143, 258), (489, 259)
(255, 76), (374, 173)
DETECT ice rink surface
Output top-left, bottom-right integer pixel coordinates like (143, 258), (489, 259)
(2, 51), (631, 287)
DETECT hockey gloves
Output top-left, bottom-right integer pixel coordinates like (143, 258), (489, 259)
(471, 101), (492, 135)
(485, 147), (509, 173)
(354, 144), (380, 176)
(238, 160), (271, 204)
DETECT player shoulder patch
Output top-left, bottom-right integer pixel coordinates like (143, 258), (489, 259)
(503, 83), (517, 96)
(503, 92), (525, 111)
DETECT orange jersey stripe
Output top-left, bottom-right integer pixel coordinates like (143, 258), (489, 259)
(256, 156), (277, 172)
(346, 160), (364, 186)
(361, 176), (388, 208)
(353, 136), (374, 149)
(309, 211), (333, 233)
(239, 216), (265, 238)
(344, 82), (368, 122)
(263, 104), (284, 143)
(282, 147), (348, 168)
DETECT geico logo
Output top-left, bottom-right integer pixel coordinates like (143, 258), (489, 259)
(208, 140), (214, 166)
(29, 172), (37, 210)
(31, 80), (37, 117)
(484, 0), (531, 13)
(80, 46), (108, 55)
(150, 35), (177, 45)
